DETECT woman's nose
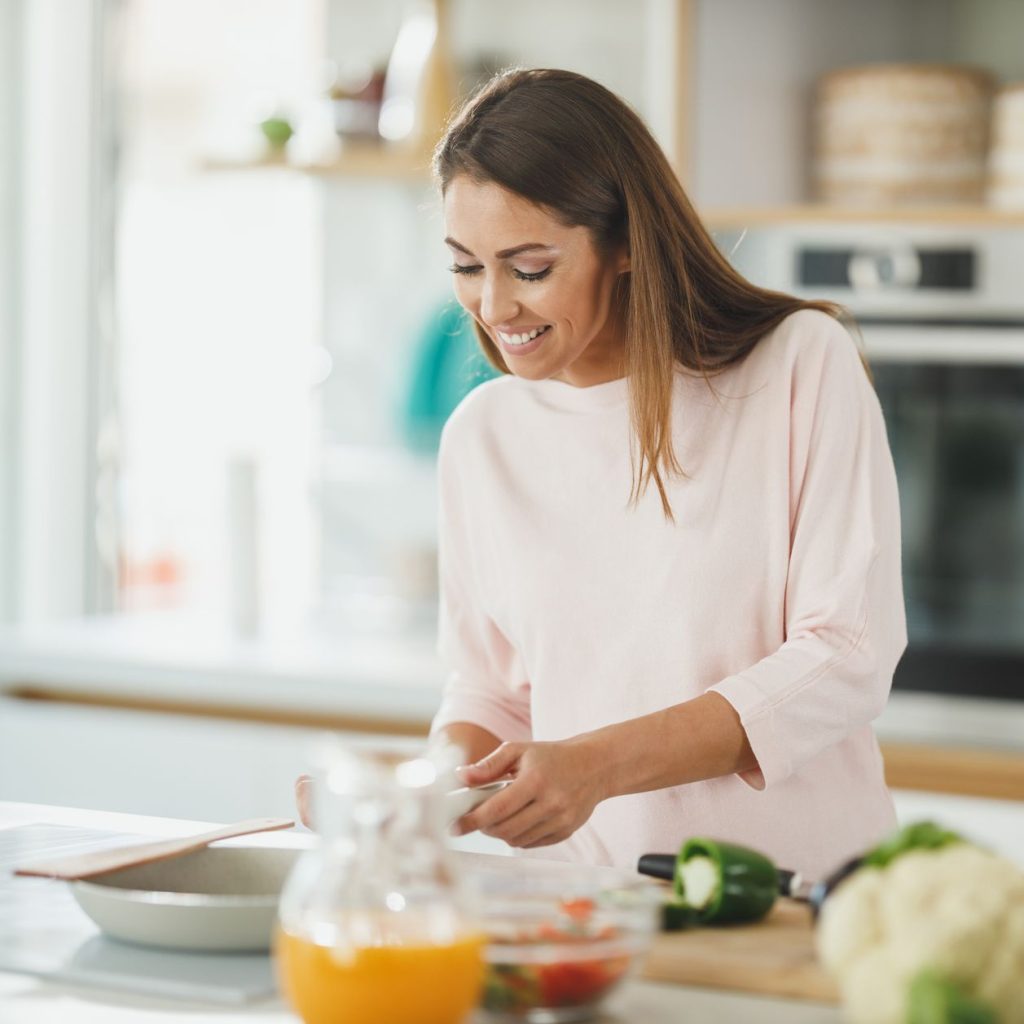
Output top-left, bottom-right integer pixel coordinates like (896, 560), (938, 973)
(480, 276), (519, 327)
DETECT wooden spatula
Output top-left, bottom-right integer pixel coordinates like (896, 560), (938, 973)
(13, 817), (295, 880)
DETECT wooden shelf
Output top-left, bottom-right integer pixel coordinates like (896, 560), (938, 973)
(297, 146), (433, 180)
(701, 203), (1024, 229)
(201, 152), (290, 172)
(202, 144), (433, 181)
(200, 156), (1024, 222)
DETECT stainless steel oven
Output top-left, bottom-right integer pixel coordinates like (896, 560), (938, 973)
(719, 224), (1024, 701)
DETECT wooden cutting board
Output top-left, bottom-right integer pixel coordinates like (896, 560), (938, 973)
(642, 899), (839, 1003)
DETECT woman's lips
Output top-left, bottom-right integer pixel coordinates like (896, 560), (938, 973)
(496, 324), (552, 357)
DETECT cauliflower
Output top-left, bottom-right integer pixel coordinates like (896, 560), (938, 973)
(817, 842), (1024, 1024)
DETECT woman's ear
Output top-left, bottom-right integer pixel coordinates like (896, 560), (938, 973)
(616, 242), (631, 275)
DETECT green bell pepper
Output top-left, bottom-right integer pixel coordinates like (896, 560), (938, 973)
(674, 838), (778, 924)
(659, 898), (700, 931)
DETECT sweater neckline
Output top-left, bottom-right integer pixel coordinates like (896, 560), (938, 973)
(519, 374), (630, 412)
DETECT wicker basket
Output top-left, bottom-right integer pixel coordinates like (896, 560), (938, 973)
(988, 83), (1024, 209)
(813, 64), (996, 206)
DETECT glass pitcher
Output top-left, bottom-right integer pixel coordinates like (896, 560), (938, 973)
(275, 740), (484, 1024)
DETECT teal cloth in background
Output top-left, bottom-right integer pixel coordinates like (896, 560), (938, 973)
(400, 303), (499, 454)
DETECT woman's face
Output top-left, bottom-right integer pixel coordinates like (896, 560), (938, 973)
(443, 175), (629, 387)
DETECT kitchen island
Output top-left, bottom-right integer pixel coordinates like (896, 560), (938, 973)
(0, 802), (844, 1023)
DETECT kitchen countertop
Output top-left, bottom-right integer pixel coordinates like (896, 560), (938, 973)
(0, 802), (844, 1023)
(2, 795), (1022, 1022)
(0, 614), (445, 728)
(0, 971), (841, 1024)
(1, 612), (1023, 750)
(4, 781), (1024, 1023)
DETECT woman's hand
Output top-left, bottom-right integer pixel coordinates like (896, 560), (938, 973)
(453, 738), (609, 848)
(295, 774), (313, 829)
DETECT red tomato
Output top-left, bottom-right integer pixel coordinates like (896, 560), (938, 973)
(559, 898), (596, 923)
(537, 956), (630, 1007)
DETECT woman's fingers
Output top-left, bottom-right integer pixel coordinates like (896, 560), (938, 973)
(454, 774), (532, 836)
(485, 797), (576, 846)
(479, 799), (544, 843)
(473, 784), (568, 845)
(521, 831), (562, 848)
(457, 741), (522, 787)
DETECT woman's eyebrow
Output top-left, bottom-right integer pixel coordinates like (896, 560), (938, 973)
(444, 237), (555, 259)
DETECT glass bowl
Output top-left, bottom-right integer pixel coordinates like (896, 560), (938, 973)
(471, 866), (661, 1023)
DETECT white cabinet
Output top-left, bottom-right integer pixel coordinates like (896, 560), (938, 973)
(0, 698), (328, 822)
(0, 697), (506, 853)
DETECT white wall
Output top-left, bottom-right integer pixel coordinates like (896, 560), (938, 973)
(952, 0), (1024, 81)
(0, 0), (24, 623)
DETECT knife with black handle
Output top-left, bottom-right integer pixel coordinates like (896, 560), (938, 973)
(637, 852), (863, 916)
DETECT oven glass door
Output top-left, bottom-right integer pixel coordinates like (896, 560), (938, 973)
(868, 329), (1024, 700)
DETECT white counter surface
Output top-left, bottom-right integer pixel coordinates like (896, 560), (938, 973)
(1, 613), (1023, 749)
(0, 802), (842, 1024)
(2, 795), (1022, 1022)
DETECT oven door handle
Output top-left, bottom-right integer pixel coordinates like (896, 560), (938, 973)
(860, 326), (1024, 365)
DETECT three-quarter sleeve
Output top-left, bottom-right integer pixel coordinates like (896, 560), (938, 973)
(429, 424), (533, 743)
(709, 318), (907, 790)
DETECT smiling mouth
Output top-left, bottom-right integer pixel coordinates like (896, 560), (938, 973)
(496, 325), (552, 347)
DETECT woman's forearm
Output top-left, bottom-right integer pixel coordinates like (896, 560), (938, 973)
(435, 721), (503, 766)
(579, 692), (758, 798)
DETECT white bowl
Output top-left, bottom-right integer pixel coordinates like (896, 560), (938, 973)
(71, 846), (300, 953)
(445, 780), (512, 822)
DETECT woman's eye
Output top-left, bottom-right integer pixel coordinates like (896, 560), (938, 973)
(447, 264), (550, 282)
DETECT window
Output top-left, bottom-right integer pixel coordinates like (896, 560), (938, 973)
(110, 0), (323, 631)
(0, 0), (23, 622)
(14, 0), (678, 636)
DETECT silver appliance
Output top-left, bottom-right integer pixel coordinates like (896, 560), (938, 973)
(720, 224), (1024, 701)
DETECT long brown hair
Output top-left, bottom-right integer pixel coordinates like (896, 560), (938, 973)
(434, 68), (845, 519)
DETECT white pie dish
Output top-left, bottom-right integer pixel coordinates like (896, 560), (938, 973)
(70, 845), (301, 953)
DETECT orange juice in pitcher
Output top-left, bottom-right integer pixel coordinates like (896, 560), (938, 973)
(276, 741), (484, 1024)
(276, 923), (484, 1024)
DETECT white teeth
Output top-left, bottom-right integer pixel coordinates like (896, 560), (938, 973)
(498, 325), (549, 346)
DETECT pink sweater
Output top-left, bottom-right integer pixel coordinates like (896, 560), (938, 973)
(430, 310), (906, 881)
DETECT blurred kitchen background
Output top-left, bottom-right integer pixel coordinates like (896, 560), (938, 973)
(1, 0), (1022, 824)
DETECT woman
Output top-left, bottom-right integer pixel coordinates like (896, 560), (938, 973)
(416, 66), (903, 881)
(430, 68), (907, 881)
